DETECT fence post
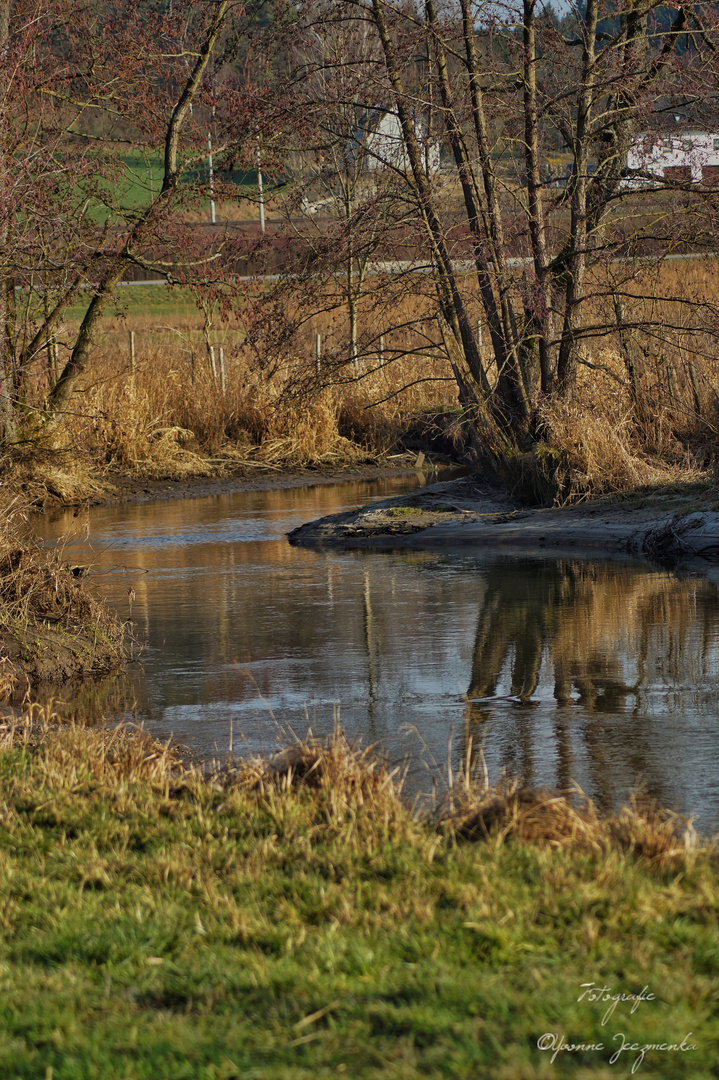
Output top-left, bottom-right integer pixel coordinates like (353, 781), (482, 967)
(379, 334), (389, 386)
(209, 345), (217, 380)
(257, 145), (265, 235)
(219, 347), (226, 396)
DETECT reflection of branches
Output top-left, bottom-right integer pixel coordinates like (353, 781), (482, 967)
(462, 558), (719, 802)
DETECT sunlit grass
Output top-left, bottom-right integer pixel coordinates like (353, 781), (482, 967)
(0, 715), (715, 1078)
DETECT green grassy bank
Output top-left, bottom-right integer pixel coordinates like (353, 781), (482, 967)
(0, 716), (716, 1079)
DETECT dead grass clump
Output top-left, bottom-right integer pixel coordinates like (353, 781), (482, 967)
(238, 723), (405, 810)
(608, 792), (698, 867)
(1, 449), (112, 508)
(0, 707), (197, 790)
(0, 541), (121, 648)
(435, 774), (698, 866)
(70, 345), (387, 473)
(539, 399), (674, 501)
(436, 777), (604, 848)
(0, 510), (128, 698)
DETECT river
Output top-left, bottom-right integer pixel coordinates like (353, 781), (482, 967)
(37, 472), (719, 831)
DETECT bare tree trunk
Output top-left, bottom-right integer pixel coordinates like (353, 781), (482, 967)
(342, 177), (361, 376)
(370, 0), (503, 426)
(523, 0), (555, 394)
(45, 1), (229, 417)
(459, 0), (521, 384)
(556, 0), (598, 394)
(0, 0), (17, 443)
(425, 0), (529, 423)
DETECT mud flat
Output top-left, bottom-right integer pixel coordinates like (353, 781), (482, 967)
(289, 475), (719, 566)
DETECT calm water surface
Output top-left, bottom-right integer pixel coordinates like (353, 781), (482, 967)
(37, 474), (719, 830)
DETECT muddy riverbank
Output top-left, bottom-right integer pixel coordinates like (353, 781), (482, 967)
(0, 544), (128, 700)
(91, 462), (429, 506)
(289, 474), (719, 567)
(4, 447), (431, 515)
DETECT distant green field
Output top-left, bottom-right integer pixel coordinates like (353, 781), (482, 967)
(64, 284), (203, 325)
(82, 154), (278, 222)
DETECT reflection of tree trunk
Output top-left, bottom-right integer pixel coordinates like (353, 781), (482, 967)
(363, 571), (375, 700)
(510, 619), (543, 702)
(498, 716), (534, 787)
(574, 675), (597, 708)
(467, 595), (511, 699)
(459, 557), (719, 812)
(518, 715), (533, 786)
(553, 656), (572, 704)
(553, 719), (573, 792)
(582, 718), (613, 815)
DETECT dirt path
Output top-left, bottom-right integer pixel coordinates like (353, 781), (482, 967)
(289, 475), (719, 567)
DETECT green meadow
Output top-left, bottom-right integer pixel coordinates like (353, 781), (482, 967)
(0, 718), (715, 1079)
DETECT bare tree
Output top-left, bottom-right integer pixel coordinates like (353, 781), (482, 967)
(0, 0), (16, 442)
(0, 0), (276, 442)
(289, 0), (719, 480)
(277, 1), (425, 378)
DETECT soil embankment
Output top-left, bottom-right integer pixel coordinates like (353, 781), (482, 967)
(289, 474), (719, 566)
(0, 534), (129, 701)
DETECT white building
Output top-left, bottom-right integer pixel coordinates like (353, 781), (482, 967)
(623, 130), (719, 187)
(350, 108), (440, 175)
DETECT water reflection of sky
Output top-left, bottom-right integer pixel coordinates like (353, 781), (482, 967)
(37, 475), (719, 832)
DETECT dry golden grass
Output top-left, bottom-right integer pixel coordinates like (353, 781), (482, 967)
(436, 773), (696, 867)
(18, 255), (719, 499)
(538, 397), (677, 499)
(0, 503), (128, 699)
(62, 323), (452, 475)
(0, 704), (190, 787)
(238, 720), (406, 813)
(0, 710), (699, 864)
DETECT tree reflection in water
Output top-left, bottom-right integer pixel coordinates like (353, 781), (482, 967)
(32, 482), (719, 826)
(463, 559), (719, 813)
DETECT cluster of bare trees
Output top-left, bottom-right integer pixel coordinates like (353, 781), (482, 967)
(3, 0), (719, 475)
(265, 0), (719, 473)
